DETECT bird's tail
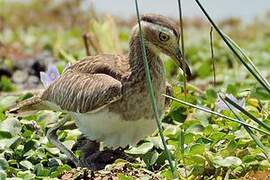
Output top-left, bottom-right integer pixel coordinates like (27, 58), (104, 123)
(8, 95), (43, 114)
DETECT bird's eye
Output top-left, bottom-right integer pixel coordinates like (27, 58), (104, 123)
(159, 32), (170, 42)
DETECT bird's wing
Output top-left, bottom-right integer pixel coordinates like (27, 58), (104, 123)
(41, 71), (122, 113)
(65, 54), (130, 81)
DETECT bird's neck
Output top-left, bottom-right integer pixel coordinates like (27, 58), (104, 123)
(122, 29), (165, 95)
(128, 30), (159, 74)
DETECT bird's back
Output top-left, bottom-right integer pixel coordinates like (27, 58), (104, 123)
(67, 54), (130, 80)
(11, 54), (130, 114)
(41, 54), (131, 113)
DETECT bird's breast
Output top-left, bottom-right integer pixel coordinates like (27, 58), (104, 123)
(112, 70), (166, 121)
(71, 109), (156, 148)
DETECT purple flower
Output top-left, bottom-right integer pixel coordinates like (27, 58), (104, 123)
(31, 121), (40, 133)
(216, 94), (245, 112)
(40, 65), (60, 88)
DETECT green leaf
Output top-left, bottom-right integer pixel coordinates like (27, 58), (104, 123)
(226, 84), (238, 95)
(20, 160), (34, 170)
(189, 143), (205, 155)
(251, 87), (270, 100)
(209, 132), (226, 142)
(0, 131), (12, 138)
(184, 132), (196, 144)
(0, 96), (17, 110)
(125, 142), (153, 155)
(185, 154), (206, 165)
(143, 150), (159, 166)
(0, 136), (20, 149)
(0, 158), (9, 170)
(23, 140), (36, 153)
(146, 136), (163, 149)
(0, 76), (15, 92)
(118, 174), (133, 180)
(50, 164), (72, 178)
(0, 117), (22, 137)
(35, 164), (50, 177)
(17, 170), (36, 179)
(45, 147), (60, 155)
(0, 169), (7, 180)
(197, 61), (211, 78)
(213, 156), (242, 167)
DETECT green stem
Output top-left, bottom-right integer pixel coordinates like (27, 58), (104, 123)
(177, 0), (187, 97)
(195, 0), (270, 94)
(163, 94), (270, 136)
(134, 0), (175, 176)
(224, 95), (270, 132)
(219, 95), (269, 158)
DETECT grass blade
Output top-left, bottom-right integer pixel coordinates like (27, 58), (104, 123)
(210, 27), (216, 86)
(222, 32), (270, 90)
(163, 94), (270, 136)
(219, 95), (269, 158)
(177, 0), (187, 97)
(224, 95), (270, 132)
(179, 129), (188, 178)
(134, 0), (175, 176)
(194, 0), (270, 94)
(82, 33), (91, 56)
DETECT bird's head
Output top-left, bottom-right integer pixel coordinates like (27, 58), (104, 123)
(137, 14), (192, 80)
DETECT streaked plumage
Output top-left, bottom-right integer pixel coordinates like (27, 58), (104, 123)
(11, 14), (191, 162)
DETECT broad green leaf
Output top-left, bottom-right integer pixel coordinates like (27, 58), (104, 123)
(0, 96), (17, 110)
(20, 160), (34, 170)
(35, 164), (50, 177)
(0, 117), (21, 137)
(213, 156), (242, 167)
(146, 136), (163, 149)
(0, 169), (7, 179)
(0, 131), (12, 139)
(143, 150), (159, 166)
(0, 158), (8, 170)
(118, 174), (133, 180)
(251, 87), (270, 100)
(17, 170), (36, 179)
(125, 142), (153, 155)
(185, 154), (206, 165)
(189, 143), (205, 155)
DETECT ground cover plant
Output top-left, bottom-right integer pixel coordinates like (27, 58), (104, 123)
(0, 0), (270, 179)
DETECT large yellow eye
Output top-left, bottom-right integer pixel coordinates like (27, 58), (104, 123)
(159, 32), (170, 42)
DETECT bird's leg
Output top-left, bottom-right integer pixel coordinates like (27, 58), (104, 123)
(46, 114), (82, 167)
(165, 81), (173, 109)
(72, 134), (100, 161)
(82, 147), (136, 170)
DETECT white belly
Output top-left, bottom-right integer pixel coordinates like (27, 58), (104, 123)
(71, 108), (157, 148)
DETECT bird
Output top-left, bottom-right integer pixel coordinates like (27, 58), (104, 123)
(9, 14), (192, 168)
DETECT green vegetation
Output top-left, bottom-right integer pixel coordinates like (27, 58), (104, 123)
(0, 0), (270, 179)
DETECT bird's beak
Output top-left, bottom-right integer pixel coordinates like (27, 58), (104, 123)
(174, 48), (192, 81)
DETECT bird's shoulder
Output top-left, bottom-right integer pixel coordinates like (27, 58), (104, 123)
(66, 54), (130, 80)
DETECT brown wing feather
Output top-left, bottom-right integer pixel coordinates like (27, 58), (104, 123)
(11, 54), (127, 114)
(41, 71), (122, 113)
(66, 54), (130, 81)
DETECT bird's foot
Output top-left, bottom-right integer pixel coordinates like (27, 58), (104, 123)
(72, 135), (136, 170)
(79, 148), (135, 170)
(72, 135), (100, 160)
(110, 148), (136, 163)
(80, 151), (114, 170)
